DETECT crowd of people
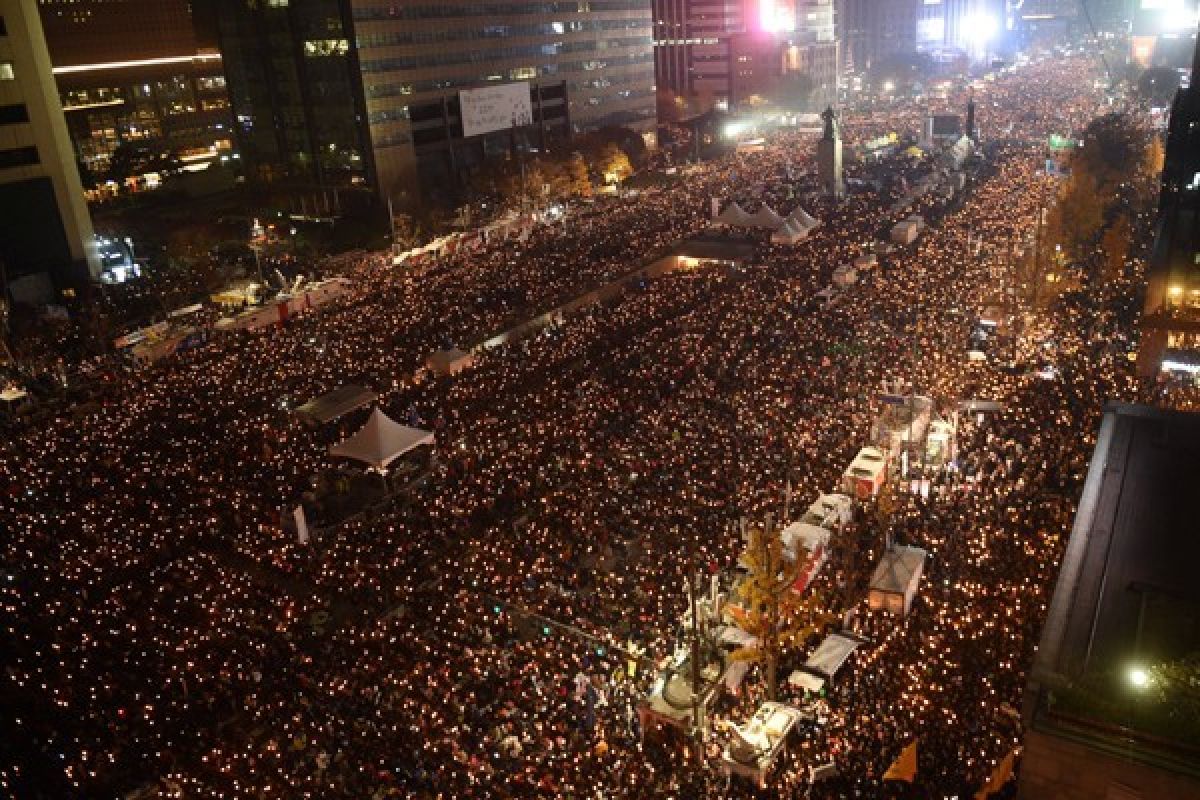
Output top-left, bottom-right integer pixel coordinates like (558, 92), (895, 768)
(0, 54), (1178, 799)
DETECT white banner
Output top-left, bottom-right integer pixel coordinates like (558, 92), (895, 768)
(460, 82), (533, 138)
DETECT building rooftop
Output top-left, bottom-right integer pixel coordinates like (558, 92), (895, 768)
(1027, 404), (1200, 774)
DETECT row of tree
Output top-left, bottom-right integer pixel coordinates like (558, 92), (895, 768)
(1019, 111), (1163, 309)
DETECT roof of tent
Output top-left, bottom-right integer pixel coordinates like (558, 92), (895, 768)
(779, 521), (830, 558)
(295, 384), (379, 424)
(715, 202), (754, 226)
(329, 407), (434, 470)
(788, 632), (862, 690)
(747, 205), (785, 229)
(790, 208), (819, 229)
(869, 545), (927, 594)
(770, 221), (807, 243)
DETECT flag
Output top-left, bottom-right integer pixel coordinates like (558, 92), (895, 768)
(974, 748), (1016, 799)
(883, 739), (917, 782)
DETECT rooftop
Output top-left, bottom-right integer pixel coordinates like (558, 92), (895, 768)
(1027, 404), (1200, 772)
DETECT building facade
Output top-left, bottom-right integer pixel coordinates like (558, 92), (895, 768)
(837, 0), (917, 72)
(36, 0), (232, 194)
(1137, 27), (1200, 377)
(916, 0), (1007, 60)
(654, 0), (836, 113)
(0, 0), (100, 302)
(214, 0), (657, 208)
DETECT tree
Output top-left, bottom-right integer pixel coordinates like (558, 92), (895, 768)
(597, 144), (633, 184)
(1147, 653), (1200, 734)
(1100, 214), (1132, 283)
(657, 87), (686, 124)
(564, 152), (592, 198)
(728, 518), (829, 700)
(1136, 67), (1181, 107)
(1045, 171), (1105, 261)
(1073, 112), (1152, 190)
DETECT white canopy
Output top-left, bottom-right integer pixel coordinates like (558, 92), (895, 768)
(747, 204), (785, 229)
(779, 521), (830, 561)
(788, 632), (861, 691)
(789, 208), (820, 229)
(806, 633), (861, 678)
(715, 202), (754, 226)
(295, 384), (378, 424)
(427, 347), (475, 376)
(869, 545), (927, 594)
(770, 220), (808, 244)
(329, 408), (434, 470)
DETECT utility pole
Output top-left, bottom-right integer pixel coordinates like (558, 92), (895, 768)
(688, 561), (704, 767)
(0, 255), (15, 368)
(909, 307), (919, 481)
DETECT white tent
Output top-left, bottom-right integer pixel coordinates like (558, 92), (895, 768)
(722, 702), (803, 788)
(427, 347), (475, 376)
(715, 202), (754, 227)
(868, 545), (927, 616)
(787, 632), (862, 691)
(789, 208), (820, 230)
(770, 220), (808, 244)
(329, 407), (435, 470)
(295, 384), (378, 424)
(747, 204), (785, 229)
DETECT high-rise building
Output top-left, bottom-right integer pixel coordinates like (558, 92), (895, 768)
(0, 0), (101, 303)
(916, 0), (1007, 60)
(213, 0), (657, 209)
(1137, 26), (1200, 376)
(838, 0), (918, 71)
(654, 0), (836, 114)
(36, 0), (232, 195)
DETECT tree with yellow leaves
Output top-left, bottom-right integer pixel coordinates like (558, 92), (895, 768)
(1100, 213), (1132, 283)
(728, 517), (830, 700)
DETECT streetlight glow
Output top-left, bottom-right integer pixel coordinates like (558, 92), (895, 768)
(1129, 667), (1150, 688)
(962, 13), (998, 47)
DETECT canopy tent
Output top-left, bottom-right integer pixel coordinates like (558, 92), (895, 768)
(746, 204), (785, 230)
(714, 202), (754, 227)
(770, 220), (808, 244)
(426, 347), (476, 376)
(721, 702), (803, 788)
(959, 399), (1005, 413)
(789, 208), (820, 230)
(295, 384), (378, 425)
(868, 545), (927, 616)
(329, 408), (434, 471)
(787, 632), (863, 692)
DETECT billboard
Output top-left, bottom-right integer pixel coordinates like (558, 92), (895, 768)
(459, 82), (533, 138)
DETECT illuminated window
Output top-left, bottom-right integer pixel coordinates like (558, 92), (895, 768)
(0, 62), (13, 81)
(305, 39), (349, 57)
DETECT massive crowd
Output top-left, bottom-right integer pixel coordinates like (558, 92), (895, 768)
(0, 54), (1175, 799)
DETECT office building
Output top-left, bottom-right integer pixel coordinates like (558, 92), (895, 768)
(1137, 26), (1200, 376)
(1129, 0), (1199, 70)
(916, 0), (1007, 60)
(213, 0), (657, 209)
(1020, 405), (1200, 799)
(654, 0), (836, 114)
(0, 0), (101, 302)
(838, 0), (918, 71)
(36, 0), (232, 195)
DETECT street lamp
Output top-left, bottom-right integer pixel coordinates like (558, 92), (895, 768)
(1129, 667), (1150, 689)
